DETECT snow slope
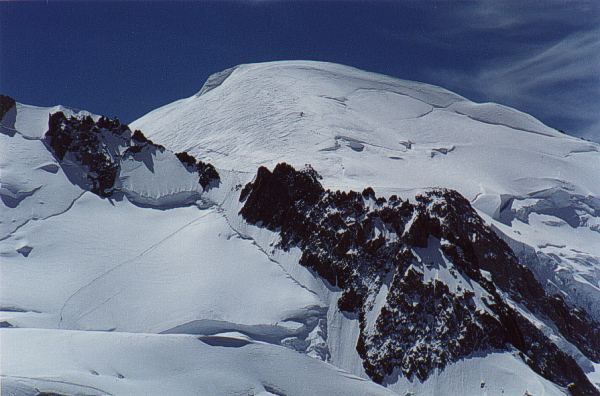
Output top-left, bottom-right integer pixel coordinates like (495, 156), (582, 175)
(0, 134), (80, 239)
(2, 61), (599, 395)
(0, 102), (371, 395)
(132, 61), (600, 322)
(1, 329), (396, 396)
(0, 106), (85, 238)
(1, 191), (324, 336)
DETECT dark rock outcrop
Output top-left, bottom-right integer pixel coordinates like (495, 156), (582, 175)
(43, 112), (219, 197)
(240, 163), (599, 395)
(0, 94), (17, 136)
(45, 113), (123, 196)
(175, 151), (220, 189)
(0, 94), (16, 120)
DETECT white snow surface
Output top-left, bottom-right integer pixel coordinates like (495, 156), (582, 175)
(118, 147), (202, 207)
(3, 61), (599, 395)
(1, 329), (395, 396)
(1, 191), (323, 335)
(132, 60), (600, 321)
(0, 108), (84, 238)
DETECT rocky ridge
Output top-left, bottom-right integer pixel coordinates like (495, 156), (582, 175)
(239, 163), (599, 395)
(43, 111), (220, 200)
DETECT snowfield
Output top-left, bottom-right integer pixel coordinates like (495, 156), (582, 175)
(1, 329), (564, 396)
(0, 118), (83, 238)
(1, 329), (396, 396)
(1, 61), (599, 395)
(133, 61), (600, 323)
(1, 192), (323, 336)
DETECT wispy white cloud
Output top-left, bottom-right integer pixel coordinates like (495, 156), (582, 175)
(425, 3), (600, 141)
(456, 1), (596, 30)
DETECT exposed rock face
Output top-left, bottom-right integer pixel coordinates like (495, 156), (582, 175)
(0, 94), (16, 120)
(240, 163), (599, 395)
(0, 94), (17, 137)
(43, 112), (219, 197)
(175, 151), (220, 190)
(45, 113), (124, 196)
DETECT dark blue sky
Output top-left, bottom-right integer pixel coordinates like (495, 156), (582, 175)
(1, 1), (598, 141)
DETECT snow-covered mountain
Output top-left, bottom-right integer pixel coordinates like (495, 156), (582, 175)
(133, 61), (600, 323)
(1, 61), (599, 396)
